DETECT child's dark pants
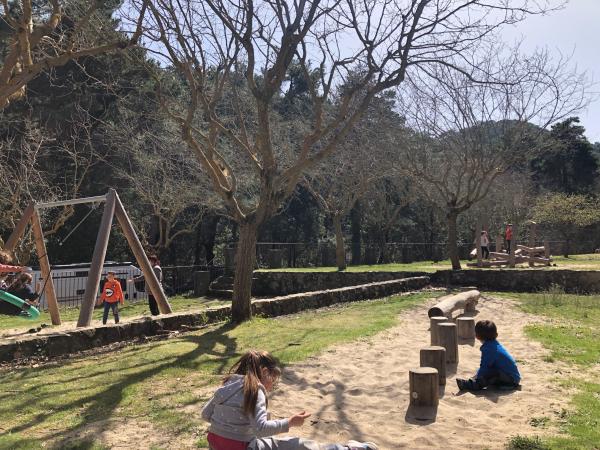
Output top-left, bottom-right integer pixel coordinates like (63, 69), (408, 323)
(102, 302), (120, 324)
(463, 370), (518, 391)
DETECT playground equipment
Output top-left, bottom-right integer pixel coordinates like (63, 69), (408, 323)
(427, 290), (479, 318)
(0, 290), (41, 319)
(3, 189), (172, 327)
(468, 221), (552, 268)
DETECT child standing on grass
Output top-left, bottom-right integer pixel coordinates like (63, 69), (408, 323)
(456, 320), (521, 391)
(201, 350), (378, 450)
(97, 271), (124, 325)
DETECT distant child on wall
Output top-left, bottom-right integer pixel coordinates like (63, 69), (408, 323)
(202, 350), (378, 450)
(456, 320), (521, 391)
(97, 271), (124, 325)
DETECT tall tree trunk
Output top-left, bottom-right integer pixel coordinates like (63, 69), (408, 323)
(447, 210), (461, 270)
(350, 202), (362, 265)
(232, 221), (258, 323)
(332, 214), (346, 270)
(194, 213), (220, 266)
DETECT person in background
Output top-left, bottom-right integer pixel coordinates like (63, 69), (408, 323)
(7, 272), (41, 307)
(505, 224), (513, 254)
(97, 271), (124, 325)
(130, 255), (163, 316)
(481, 231), (490, 259)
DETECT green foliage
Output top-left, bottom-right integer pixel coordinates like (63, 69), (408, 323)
(530, 117), (599, 194)
(532, 193), (600, 232)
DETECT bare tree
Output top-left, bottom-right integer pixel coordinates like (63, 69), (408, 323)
(0, 112), (101, 261)
(114, 118), (221, 258)
(304, 92), (399, 270)
(137, 0), (563, 321)
(0, 0), (149, 108)
(398, 50), (588, 269)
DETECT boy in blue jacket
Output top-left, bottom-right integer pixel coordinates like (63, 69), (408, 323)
(457, 320), (521, 391)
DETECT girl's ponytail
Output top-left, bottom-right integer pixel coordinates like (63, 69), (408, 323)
(227, 350), (280, 416)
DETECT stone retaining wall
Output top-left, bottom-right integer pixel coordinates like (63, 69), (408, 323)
(252, 271), (427, 296)
(431, 269), (600, 293)
(0, 276), (430, 362)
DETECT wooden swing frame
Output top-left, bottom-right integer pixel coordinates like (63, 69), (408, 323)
(4, 189), (172, 327)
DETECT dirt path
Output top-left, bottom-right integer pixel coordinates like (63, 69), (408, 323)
(265, 296), (570, 450)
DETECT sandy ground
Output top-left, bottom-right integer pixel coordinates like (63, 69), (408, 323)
(264, 296), (571, 450)
(23, 295), (576, 449)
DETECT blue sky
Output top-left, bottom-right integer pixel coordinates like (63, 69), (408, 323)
(501, 0), (600, 142)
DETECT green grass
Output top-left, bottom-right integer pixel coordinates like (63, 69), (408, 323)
(500, 288), (600, 448)
(499, 288), (600, 366)
(258, 253), (600, 273)
(0, 296), (228, 332)
(0, 291), (437, 449)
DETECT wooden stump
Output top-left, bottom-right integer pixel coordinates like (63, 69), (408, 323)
(457, 317), (475, 340)
(430, 316), (448, 345)
(438, 323), (459, 364)
(409, 367), (439, 407)
(420, 346), (446, 385)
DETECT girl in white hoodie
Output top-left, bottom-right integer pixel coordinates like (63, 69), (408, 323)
(202, 350), (377, 450)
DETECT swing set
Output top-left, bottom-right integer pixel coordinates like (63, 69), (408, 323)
(3, 189), (172, 327)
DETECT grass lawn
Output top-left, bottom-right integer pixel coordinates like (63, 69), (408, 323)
(501, 289), (600, 449)
(0, 291), (436, 450)
(0, 296), (228, 333)
(258, 253), (600, 273)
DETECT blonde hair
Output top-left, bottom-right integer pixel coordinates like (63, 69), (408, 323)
(0, 249), (14, 265)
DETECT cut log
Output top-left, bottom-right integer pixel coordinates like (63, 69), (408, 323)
(467, 259), (509, 267)
(409, 367), (439, 407)
(430, 316), (448, 345)
(457, 317), (476, 339)
(438, 323), (458, 364)
(420, 346), (446, 385)
(427, 290), (480, 318)
(517, 245), (546, 255)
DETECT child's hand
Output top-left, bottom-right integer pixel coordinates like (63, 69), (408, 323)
(288, 411), (311, 427)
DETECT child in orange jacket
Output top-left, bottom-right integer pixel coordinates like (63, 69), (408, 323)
(97, 271), (124, 325)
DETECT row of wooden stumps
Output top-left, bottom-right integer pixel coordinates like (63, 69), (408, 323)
(408, 290), (479, 411)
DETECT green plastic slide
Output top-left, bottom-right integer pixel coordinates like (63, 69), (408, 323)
(0, 289), (41, 319)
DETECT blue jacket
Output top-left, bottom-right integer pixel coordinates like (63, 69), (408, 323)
(477, 339), (521, 383)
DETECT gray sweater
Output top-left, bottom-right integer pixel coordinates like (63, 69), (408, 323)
(201, 374), (289, 442)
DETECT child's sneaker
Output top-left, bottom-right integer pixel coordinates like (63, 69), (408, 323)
(456, 378), (467, 390)
(346, 440), (378, 450)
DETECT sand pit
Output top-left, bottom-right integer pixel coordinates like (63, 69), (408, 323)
(267, 296), (569, 450)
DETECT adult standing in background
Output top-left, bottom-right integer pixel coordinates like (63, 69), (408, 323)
(130, 254), (163, 316)
(505, 224), (513, 254)
(481, 231), (490, 259)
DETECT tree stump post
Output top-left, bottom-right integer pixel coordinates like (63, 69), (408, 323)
(509, 226), (517, 268)
(495, 234), (503, 253)
(529, 222), (537, 267)
(544, 239), (551, 265)
(430, 316), (448, 345)
(438, 323), (459, 364)
(457, 317), (476, 340)
(409, 367), (439, 407)
(420, 346), (446, 385)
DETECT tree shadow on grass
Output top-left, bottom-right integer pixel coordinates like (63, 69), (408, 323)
(2, 321), (240, 449)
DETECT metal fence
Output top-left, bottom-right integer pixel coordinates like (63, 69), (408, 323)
(29, 264), (224, 311)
